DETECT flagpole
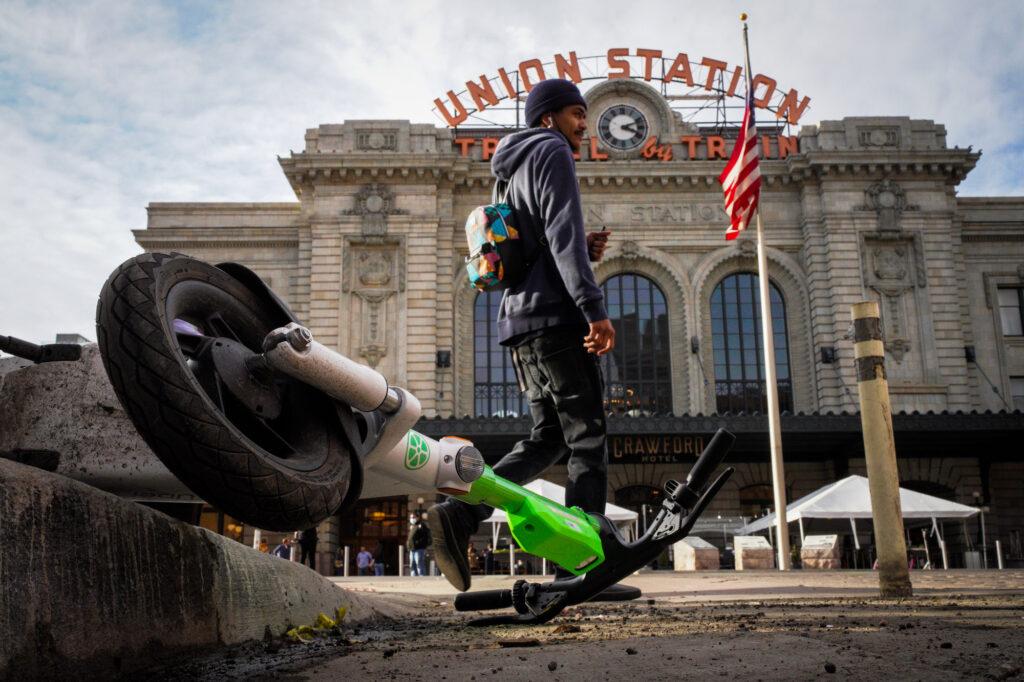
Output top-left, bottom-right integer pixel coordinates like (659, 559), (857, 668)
(741, 12), (791, 570)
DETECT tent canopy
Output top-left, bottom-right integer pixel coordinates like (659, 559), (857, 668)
(738, 475), (978, 535)
(483, 479), (638, 525)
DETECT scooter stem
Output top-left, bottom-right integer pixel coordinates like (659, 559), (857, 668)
(262, 322), (609, 575)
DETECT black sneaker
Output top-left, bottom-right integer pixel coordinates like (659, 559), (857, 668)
(427, 502), (474, 592)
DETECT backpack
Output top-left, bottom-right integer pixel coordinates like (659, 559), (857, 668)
(463, 180), (545, 292)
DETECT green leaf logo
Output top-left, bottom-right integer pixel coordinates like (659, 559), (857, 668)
(405, 432), (430, 470)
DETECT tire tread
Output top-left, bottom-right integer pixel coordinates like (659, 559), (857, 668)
(96, 253), (347, 530)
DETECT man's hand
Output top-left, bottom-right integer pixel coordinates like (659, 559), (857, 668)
(587, 229), (611, 262)
(584, 318), (615, 355)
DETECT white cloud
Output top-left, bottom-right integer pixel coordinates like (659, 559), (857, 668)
(1, 0), (1021, 344)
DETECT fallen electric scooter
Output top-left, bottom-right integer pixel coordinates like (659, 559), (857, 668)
(94, 253), (735, 624)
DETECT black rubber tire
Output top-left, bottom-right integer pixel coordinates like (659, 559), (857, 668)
(95, 252), (352, 531)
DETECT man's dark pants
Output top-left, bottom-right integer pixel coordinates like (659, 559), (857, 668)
(451, 327), (608, 529)
(300, 544), (316, 570)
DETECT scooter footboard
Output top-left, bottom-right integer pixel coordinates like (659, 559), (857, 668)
(458, 429), (737, 625)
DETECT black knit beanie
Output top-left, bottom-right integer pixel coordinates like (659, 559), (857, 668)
(524, 79), (587, 128)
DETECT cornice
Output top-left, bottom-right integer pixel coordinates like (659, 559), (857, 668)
(147, 202), (300, 212)
(135, 239), (300, 249)
(278, 146), (983, 194)
(279, 153), (469, 181)
(962, 233), (1024, 243)
(785, 149), (981, 181)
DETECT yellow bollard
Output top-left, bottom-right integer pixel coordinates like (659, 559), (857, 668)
(852, 301), (913, 598)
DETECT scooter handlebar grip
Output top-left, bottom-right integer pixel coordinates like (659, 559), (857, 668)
(0, 335), (42, 362)
(453, 589), (513, 612)
(684, 428), (736, 492)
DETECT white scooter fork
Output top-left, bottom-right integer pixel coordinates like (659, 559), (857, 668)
(262, 323), (485, 495)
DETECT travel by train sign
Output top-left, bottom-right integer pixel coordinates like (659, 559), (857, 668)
(432, 47), (812, 128)
(452, 131), (799, 163)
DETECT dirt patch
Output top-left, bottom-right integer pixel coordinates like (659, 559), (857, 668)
(140, 594), (1024, 680)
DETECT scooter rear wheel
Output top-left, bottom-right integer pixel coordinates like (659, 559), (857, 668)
(96, 252), (353, 531)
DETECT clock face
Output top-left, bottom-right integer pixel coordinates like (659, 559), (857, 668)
(597, 104), (649, 151)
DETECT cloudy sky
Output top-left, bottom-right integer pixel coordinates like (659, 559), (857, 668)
(1, 0), (1022, 346)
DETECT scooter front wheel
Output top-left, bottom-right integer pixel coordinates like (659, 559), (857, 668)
(96, 253), (354, 531)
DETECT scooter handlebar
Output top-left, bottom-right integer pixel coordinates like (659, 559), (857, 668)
(453, 589), (513, 612)
(683, 428), (736, 494)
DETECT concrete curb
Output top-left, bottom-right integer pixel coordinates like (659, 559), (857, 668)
(0, 344), (196, 501)
(0, 458), (397, 678)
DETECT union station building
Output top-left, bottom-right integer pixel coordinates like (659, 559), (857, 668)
(133, 59), (1024, 573)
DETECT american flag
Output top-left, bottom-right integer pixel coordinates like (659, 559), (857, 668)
(718, 92), (761, 240)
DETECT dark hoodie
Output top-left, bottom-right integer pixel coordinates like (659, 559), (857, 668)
(490, 128), (607, 345)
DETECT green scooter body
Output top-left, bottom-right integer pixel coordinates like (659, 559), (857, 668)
(456, 466), (605, 575)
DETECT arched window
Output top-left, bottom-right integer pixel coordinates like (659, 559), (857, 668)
(473, 291), (527, 417)
(738, 484), (775, 519)
(615, 484), (664, 522)
(711, 273), (793, 413)
(601, 274), (672, 415)
(901, 481), (956, 501)
(739, 482), (794, 519)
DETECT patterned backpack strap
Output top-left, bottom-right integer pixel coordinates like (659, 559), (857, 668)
(491, 177), (512, 205)
(496, 177), (547, 246)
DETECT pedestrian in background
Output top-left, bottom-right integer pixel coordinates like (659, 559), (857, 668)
(408, 513), (431, 576)
(272, 537), (290, 559)
(483, 543), (495, 575)
(356, 546), (373, 576)
(299, 526), (318, 570)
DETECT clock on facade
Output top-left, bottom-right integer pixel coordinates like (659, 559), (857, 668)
(596, 104), (649, 151)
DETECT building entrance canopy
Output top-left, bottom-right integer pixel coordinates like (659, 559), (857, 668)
(417, 411), (1024, 464)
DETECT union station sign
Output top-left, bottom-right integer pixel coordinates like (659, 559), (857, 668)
(435, 48), (811, 125)
(433, 47), (811, 162)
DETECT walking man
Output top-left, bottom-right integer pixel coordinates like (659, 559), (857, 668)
(428, 78), (618, 593)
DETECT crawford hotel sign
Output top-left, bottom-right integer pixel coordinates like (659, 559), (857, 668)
(432, 47), (812, 161)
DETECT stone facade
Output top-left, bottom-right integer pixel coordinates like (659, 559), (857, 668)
(133, 97), (1023, 567)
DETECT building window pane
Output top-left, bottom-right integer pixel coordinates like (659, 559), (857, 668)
(998, 288), (1024, 336)
(601, 274), (672, 415)
(473, 291), (528, 417)
(711, 273), (793, 413)
(1011, 377), (1024, 412)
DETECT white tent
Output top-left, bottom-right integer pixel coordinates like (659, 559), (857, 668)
(738, 475), (979, 536)
(736, 475), (979, 569)
(482, 479), (638, 572)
